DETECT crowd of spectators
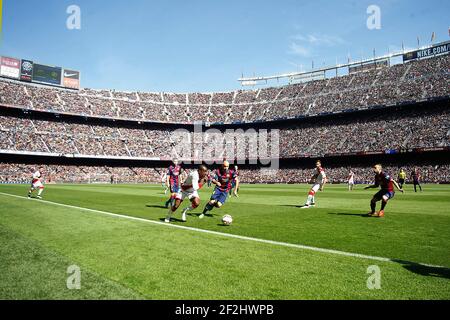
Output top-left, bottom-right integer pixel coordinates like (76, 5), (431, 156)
(0, 104), (448, 158)
(279, 107), (450, 157)
(1, 163), (449, 184)
(237, 164), (450, 184)
(0, 54), (448, 124)
(0, 163), (161, 184)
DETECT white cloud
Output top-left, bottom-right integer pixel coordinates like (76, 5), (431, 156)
(287, 33), (346, 57)
(291, 33), (346, 46)
(288, 42), (311, 57)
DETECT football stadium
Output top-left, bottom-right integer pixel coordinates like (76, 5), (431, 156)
(0, 0), (449, 307)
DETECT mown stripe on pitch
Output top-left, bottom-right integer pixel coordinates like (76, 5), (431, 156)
(0, 192), (446, 269)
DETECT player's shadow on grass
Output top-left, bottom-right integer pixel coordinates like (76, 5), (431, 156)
(186, 213), (216, 218)
(146, 204), (168, 209)
(158, 217), (185, 223)
(280, 205), (309, 208)
(328, 212), (371, 217)
(393, 260), (450, 279)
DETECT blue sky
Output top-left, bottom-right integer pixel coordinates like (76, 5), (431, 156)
(1, 0), (449, 92)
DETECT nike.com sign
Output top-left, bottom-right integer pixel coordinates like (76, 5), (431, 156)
(63, 69), (80, 89)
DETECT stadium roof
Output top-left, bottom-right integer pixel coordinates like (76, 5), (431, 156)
(238, 40), (450, 86)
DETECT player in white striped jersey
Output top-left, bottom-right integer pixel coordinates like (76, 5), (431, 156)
(161, 171), (168, 194)
(348, 170), (355, 191)
(301, 160), (327, 208)
(28, 167), (45, 199)
(165, 165), (208, 223)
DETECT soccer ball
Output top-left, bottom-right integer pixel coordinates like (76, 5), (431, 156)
(222, 214), (233, 226)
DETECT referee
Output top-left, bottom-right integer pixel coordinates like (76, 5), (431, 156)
(398, 169), (406, 189)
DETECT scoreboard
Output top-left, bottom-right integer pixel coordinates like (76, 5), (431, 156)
(32, 64), (62, 85)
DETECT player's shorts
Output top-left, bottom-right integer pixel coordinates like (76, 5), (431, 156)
(210, 188), (228, 204)
(310, 184), (321, 193)
(175, 190), (199, 201)
(348, 180), (354, 185)
(413, 179), (420, 185)
(170, 184), (180, 193)
(373, 190), (395, 201)
(31, 180), (44, 189)
(399, 179), (405, 184)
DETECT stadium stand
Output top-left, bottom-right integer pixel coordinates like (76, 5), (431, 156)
(0, 54), (448, 124)
(0, 105), (448, 158)
(0, 52), (449, 183)
(1, 163), (449, 184)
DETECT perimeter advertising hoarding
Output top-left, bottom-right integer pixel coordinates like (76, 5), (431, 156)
(32, 63), (62, 85)
(63, 69), (80, 89)
(403, 42), (450, 61)
(20, 59), (33, 82)
(0, 56), (20, 79)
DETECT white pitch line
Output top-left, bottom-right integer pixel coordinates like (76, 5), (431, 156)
(0, 192), (446, 269)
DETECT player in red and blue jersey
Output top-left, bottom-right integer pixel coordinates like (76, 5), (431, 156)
(164, 159), (184, 208)
(206, 172), (212, 188)
(364, 164), (404, 217)
(199, 160), (239, 219)
(229, 165), (239, 197)
(410, 168), (423, 193)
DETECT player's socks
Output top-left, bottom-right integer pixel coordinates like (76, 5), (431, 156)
(200, 203), (213, 218)
(380, 200), (387, 211)
(38, 189), (43, 197)
(305, 194), (314, 205)
(165, 207), (173, 223)
(206, 203), (214, 213)
(182, 206), (191, 214)
(370, 201), (376, 214)
(181, 206), (193, 222)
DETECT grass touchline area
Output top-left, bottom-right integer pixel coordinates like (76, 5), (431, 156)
(0, 191), (445, 269)
(1, 183), (449, 299)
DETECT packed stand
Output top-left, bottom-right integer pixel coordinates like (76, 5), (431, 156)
(1, 163), (449, 184)
(0, 104), (449, 159)
(0, 54), (447, 124)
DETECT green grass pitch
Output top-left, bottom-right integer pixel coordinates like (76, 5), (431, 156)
(0, 183), (449, 300)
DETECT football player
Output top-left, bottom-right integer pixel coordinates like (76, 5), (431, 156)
(410, 168), (422, 193)
(300, 160), (327, 208)
(348, 170), (355, 191)
(229, 165), (240, 197)
(364, 164), (404, 217)
(165, 165), (208, 223)
(28, 167), (45, 199)
(200, 160), (239, 219)
(164, 159), (184, 208)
